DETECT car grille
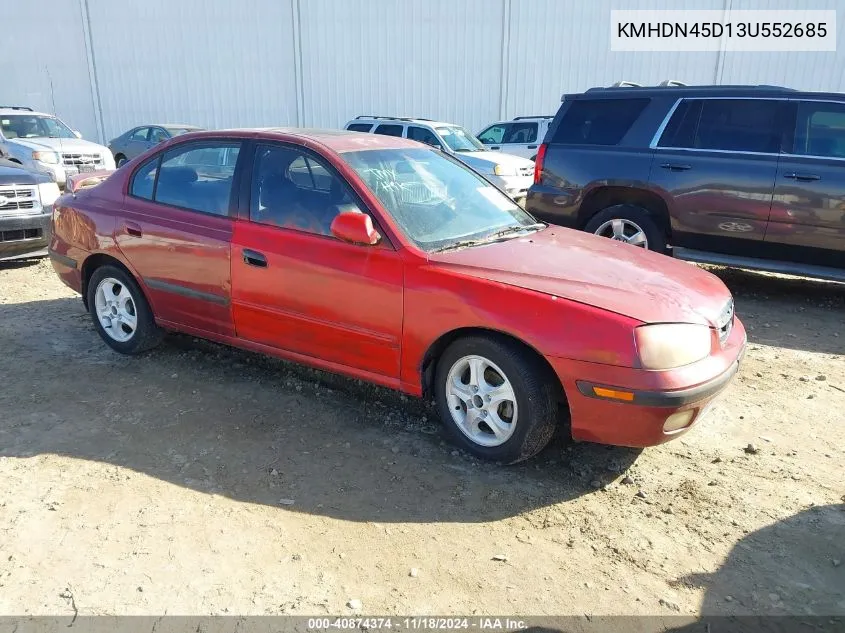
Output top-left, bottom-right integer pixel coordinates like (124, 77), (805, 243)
(518, 165), (534, 178)
(0, 228), (41, 242)
(0, 186), (40, 216)
(716, 298), (734, 346)
(61, 152), (104, 168)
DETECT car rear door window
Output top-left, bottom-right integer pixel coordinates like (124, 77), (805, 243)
(153, 143), (241, 215)
(407, 126), (441, 148)
(346, 123), (373, 132)
(503, 122), (538, 144)
(695, 99), (781, 153)
(793, 101), (845, 159)
(374, 124), (404, 137)
(660, 99), (782, 154)
(552, 98), (649, 145)
(250, 144), (356, 236)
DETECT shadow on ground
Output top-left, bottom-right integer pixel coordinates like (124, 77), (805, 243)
(707, 266), (845, 356)
(0, 296), (642, 524)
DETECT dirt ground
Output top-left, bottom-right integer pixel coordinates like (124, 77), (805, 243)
(0, 258), (843, 619)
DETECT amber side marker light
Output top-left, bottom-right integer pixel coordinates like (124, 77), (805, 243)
(592, 387), (635, 402)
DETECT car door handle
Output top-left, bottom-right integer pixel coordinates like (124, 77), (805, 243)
(527, 145), (538, 149)
(242, 248), (267, 268)
(660, 163), (692, 171)
(123, 221), (142, 237)
(784, 172), (821, 181)
(489, 146), (500, 150)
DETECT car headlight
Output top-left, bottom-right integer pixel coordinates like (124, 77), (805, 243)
(32, 150), (60, 165)
(37, 182), (61, 206)
(634, 323), (712, 370)
(493, 164), (517, 176)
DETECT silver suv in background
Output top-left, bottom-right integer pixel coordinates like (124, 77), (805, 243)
(0, 106), (115, 188)
(477, 116), (553, 160)
(345, 116), (535, 205)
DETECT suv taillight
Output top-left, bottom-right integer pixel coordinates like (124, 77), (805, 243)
(533, 143), (547, 185)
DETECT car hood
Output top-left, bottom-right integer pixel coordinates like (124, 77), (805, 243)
(454, 150), (534, 172)
(429, 226), (733, 326)
(9, 137), (109, 154)
(0, 161), (49, 184)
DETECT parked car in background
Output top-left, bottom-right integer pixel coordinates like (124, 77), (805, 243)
(49, 127), (745, 463)
(527, 83), (845, 282)
(345, 116), (535, 205)
(0, 106), (115, 188)
(109, 124), (204, 166)
(0, 157), (60, 261)
(477, 116), (552, 159)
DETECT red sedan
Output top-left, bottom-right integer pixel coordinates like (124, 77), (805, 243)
(49, 129), (746, 463)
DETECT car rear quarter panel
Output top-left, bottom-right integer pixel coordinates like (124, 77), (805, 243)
(400, 263), (641, 395)
(527, 146), (657, 227)
(49, 178), (127, 294)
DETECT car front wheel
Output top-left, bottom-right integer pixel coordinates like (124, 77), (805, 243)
(434, 336), (559, 463)
(87, 265), (163, 354)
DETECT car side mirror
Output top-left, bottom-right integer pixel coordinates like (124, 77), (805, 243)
(330, 210), (381, 246)
(73, 130), (82, 139)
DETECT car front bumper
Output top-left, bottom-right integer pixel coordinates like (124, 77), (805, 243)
(549, 317), (747, 447)
(0, 212), (51, 261)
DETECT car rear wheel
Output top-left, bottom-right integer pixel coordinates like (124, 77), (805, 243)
(87, 265), (163, 354)
(115, 154), (128, 167)
(434, 336), (559, 463)
(584, 204), (667, 253)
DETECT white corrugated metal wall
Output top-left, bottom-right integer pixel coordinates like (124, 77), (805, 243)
(1, 0), (843, 143)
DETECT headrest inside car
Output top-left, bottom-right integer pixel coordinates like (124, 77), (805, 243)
(158, 166), (198, 185)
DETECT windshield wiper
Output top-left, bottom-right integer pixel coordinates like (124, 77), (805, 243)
(432, 239), (487, 253)
(433, 224), (545, 253)
(486, 223), (546, 239)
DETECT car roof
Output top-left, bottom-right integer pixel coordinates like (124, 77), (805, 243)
(150, 124), (203, 129)
(569, 84), (845, 101)
(179, 127), (424, 152)
(349, 117), (458, 128)
(487, 116), (553, 125)
(0, 108), (52, 117)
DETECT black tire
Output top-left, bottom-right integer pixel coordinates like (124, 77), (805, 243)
(583, 204), (667, 253)
(86, 264), (163, 354)
(115, 154), (127, 167)
(434, 336), (559, 464)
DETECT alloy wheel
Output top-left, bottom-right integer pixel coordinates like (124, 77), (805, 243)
(594, 218), (648, 248)
(445, 355), (518, 447)
(94, 277), (138, 342)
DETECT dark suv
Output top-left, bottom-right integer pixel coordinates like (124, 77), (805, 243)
(527, 84), (845, 281)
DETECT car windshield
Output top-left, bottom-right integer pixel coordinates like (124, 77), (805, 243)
(342, 147), (541, 252)
(436, 126), (486, 152)
(0, 114), (76, 139)
(164, 127), (201, 136)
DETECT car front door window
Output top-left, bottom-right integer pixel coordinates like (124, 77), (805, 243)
(478, 125), (507, 144)
(250, 145), (356, 236)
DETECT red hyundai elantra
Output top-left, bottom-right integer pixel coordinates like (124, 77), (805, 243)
(49, 129), (746, 463)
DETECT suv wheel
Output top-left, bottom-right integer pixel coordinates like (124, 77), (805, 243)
(584, 204), (667, 253)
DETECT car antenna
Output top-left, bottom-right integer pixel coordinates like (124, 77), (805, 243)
(46, 65), (66, 176)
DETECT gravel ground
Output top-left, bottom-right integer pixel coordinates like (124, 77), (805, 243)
(0, 258), (842, 618)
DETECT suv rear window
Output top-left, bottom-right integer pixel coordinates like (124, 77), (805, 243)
(658, 99), (782, 154)
(347, 123), (372, 132)
(552, 98), (649, 145)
